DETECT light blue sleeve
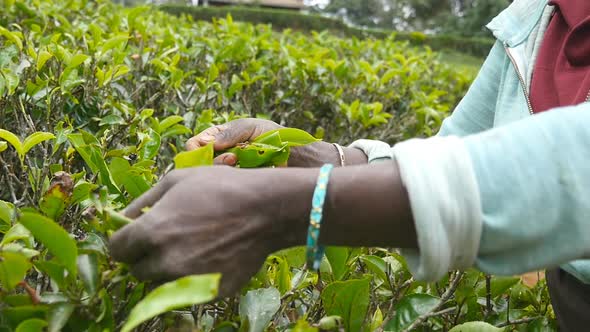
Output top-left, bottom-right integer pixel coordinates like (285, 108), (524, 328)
(464, 103), (590, 280)
(437, 41), (506, 137)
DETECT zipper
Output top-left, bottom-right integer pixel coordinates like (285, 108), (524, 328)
(586, 90), (590, 102)
(504, 43), (534, 115)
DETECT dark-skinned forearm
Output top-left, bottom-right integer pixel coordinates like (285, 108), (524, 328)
(289, 141), (368, 167)
(277, 162), (417, 250)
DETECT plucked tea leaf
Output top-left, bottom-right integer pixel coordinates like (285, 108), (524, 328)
(174, 142), (214, 169)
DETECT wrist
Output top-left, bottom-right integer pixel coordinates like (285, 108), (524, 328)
(290, 142), (368, 167)
(267, 167), (317, 250)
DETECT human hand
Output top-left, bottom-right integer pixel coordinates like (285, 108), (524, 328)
(108, 166), (313, 296)
(186, 118), (282, 166)
(186, 118), (368, 167)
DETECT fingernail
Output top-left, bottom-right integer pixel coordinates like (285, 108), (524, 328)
(223, 154), (237, 166)
(200, 134), (215, 143)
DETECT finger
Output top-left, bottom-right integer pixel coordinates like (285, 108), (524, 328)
(185, 125), (227, 151)
(213, 153), (238, 166)
(109, 213), (157, 264)
(123, 177), (173, 219)
(130, 252), (177, 282)
(212, 120), (255, 150)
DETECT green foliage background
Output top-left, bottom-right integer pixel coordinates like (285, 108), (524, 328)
(0, 0), (555, 331)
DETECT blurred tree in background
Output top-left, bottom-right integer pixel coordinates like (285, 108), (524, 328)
(313, 0), (510, 37)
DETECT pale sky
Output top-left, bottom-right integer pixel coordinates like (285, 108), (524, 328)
(304, 0), (330, 7)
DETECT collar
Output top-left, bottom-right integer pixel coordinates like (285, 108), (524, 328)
(549, 0), (590, 28)
(486, 0), (549, 47)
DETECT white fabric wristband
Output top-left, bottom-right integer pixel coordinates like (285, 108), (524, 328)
(393, 136), (483, 281)
(348, 139), (393, 163)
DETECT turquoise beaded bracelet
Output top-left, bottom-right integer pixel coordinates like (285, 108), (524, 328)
(306, 164), (334, 271)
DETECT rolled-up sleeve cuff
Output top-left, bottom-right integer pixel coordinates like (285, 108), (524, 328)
(393, 136), (483, 281)
(349, 139), (393, 163)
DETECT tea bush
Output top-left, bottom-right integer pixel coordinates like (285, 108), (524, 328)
(0, 0), (555, 331)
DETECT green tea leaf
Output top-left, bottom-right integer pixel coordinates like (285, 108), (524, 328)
(254, 128), (319, 147)
(318, 316), (343, 330)
(2, 243), (39, 259)
(0, 251), (32, 290)
(239, 287), (281, 332)
(253, 131), (283, 148)
(3, 306), (47, 330)
(1, 68), (20, 95)
(0, 199), (14, 225)
(159, 115), (185, 132)
(268, 256), (291, 295)
(67, 133), (98, 173)
(22, 132), (54, 155)
(98, 114), (125, 126)
(77, 254), (99, 297)
(105, 208), (133, 231)
(174, 142), (214, 169)
(121, 173), (151, 199)
(39, 183), (71, 221)
(1, 223), (32, 246)
(71, 181), (96, 205)
(19, 212), (78, 277)
(15, 318), (47, 332)
(208, 63), (219, 84)
(448, 322), (505, 332)
(36, 50), (52, 71)
(0, 26), (23, 51)
(139, 128), (161, 160)
(0, 128), (23, 156)
(162, 124), (192, 139)
(321, 277), (371, 332)
(359, 255), (389, 284)
(90, 148), (122, 196)
(369, 307), (384, 332)
(325, 247), (350, 281)
(101, 35), (129, 54)
(291, 319), (318, 332)
(383, 294), (440, 331)
(477, 276), (520, 299)
(66, 53), (89, 69)
(121, 274), (220, 332)
(275, 247), (306, 267)
(34, 261), (66, 290)
(3, 294), (32, 307)
(48, 303), (75, 332)
(229, 143), (284, 168)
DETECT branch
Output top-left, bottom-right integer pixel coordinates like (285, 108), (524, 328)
(422, 306), (456, 319)
(497, 316), (542, 328)
(402, 271), (464, 332)
(484, 274), (492, 318)
(18, 281), (41, 305)
(387, 277), (414, 319)
(0, 156), (19, 204)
